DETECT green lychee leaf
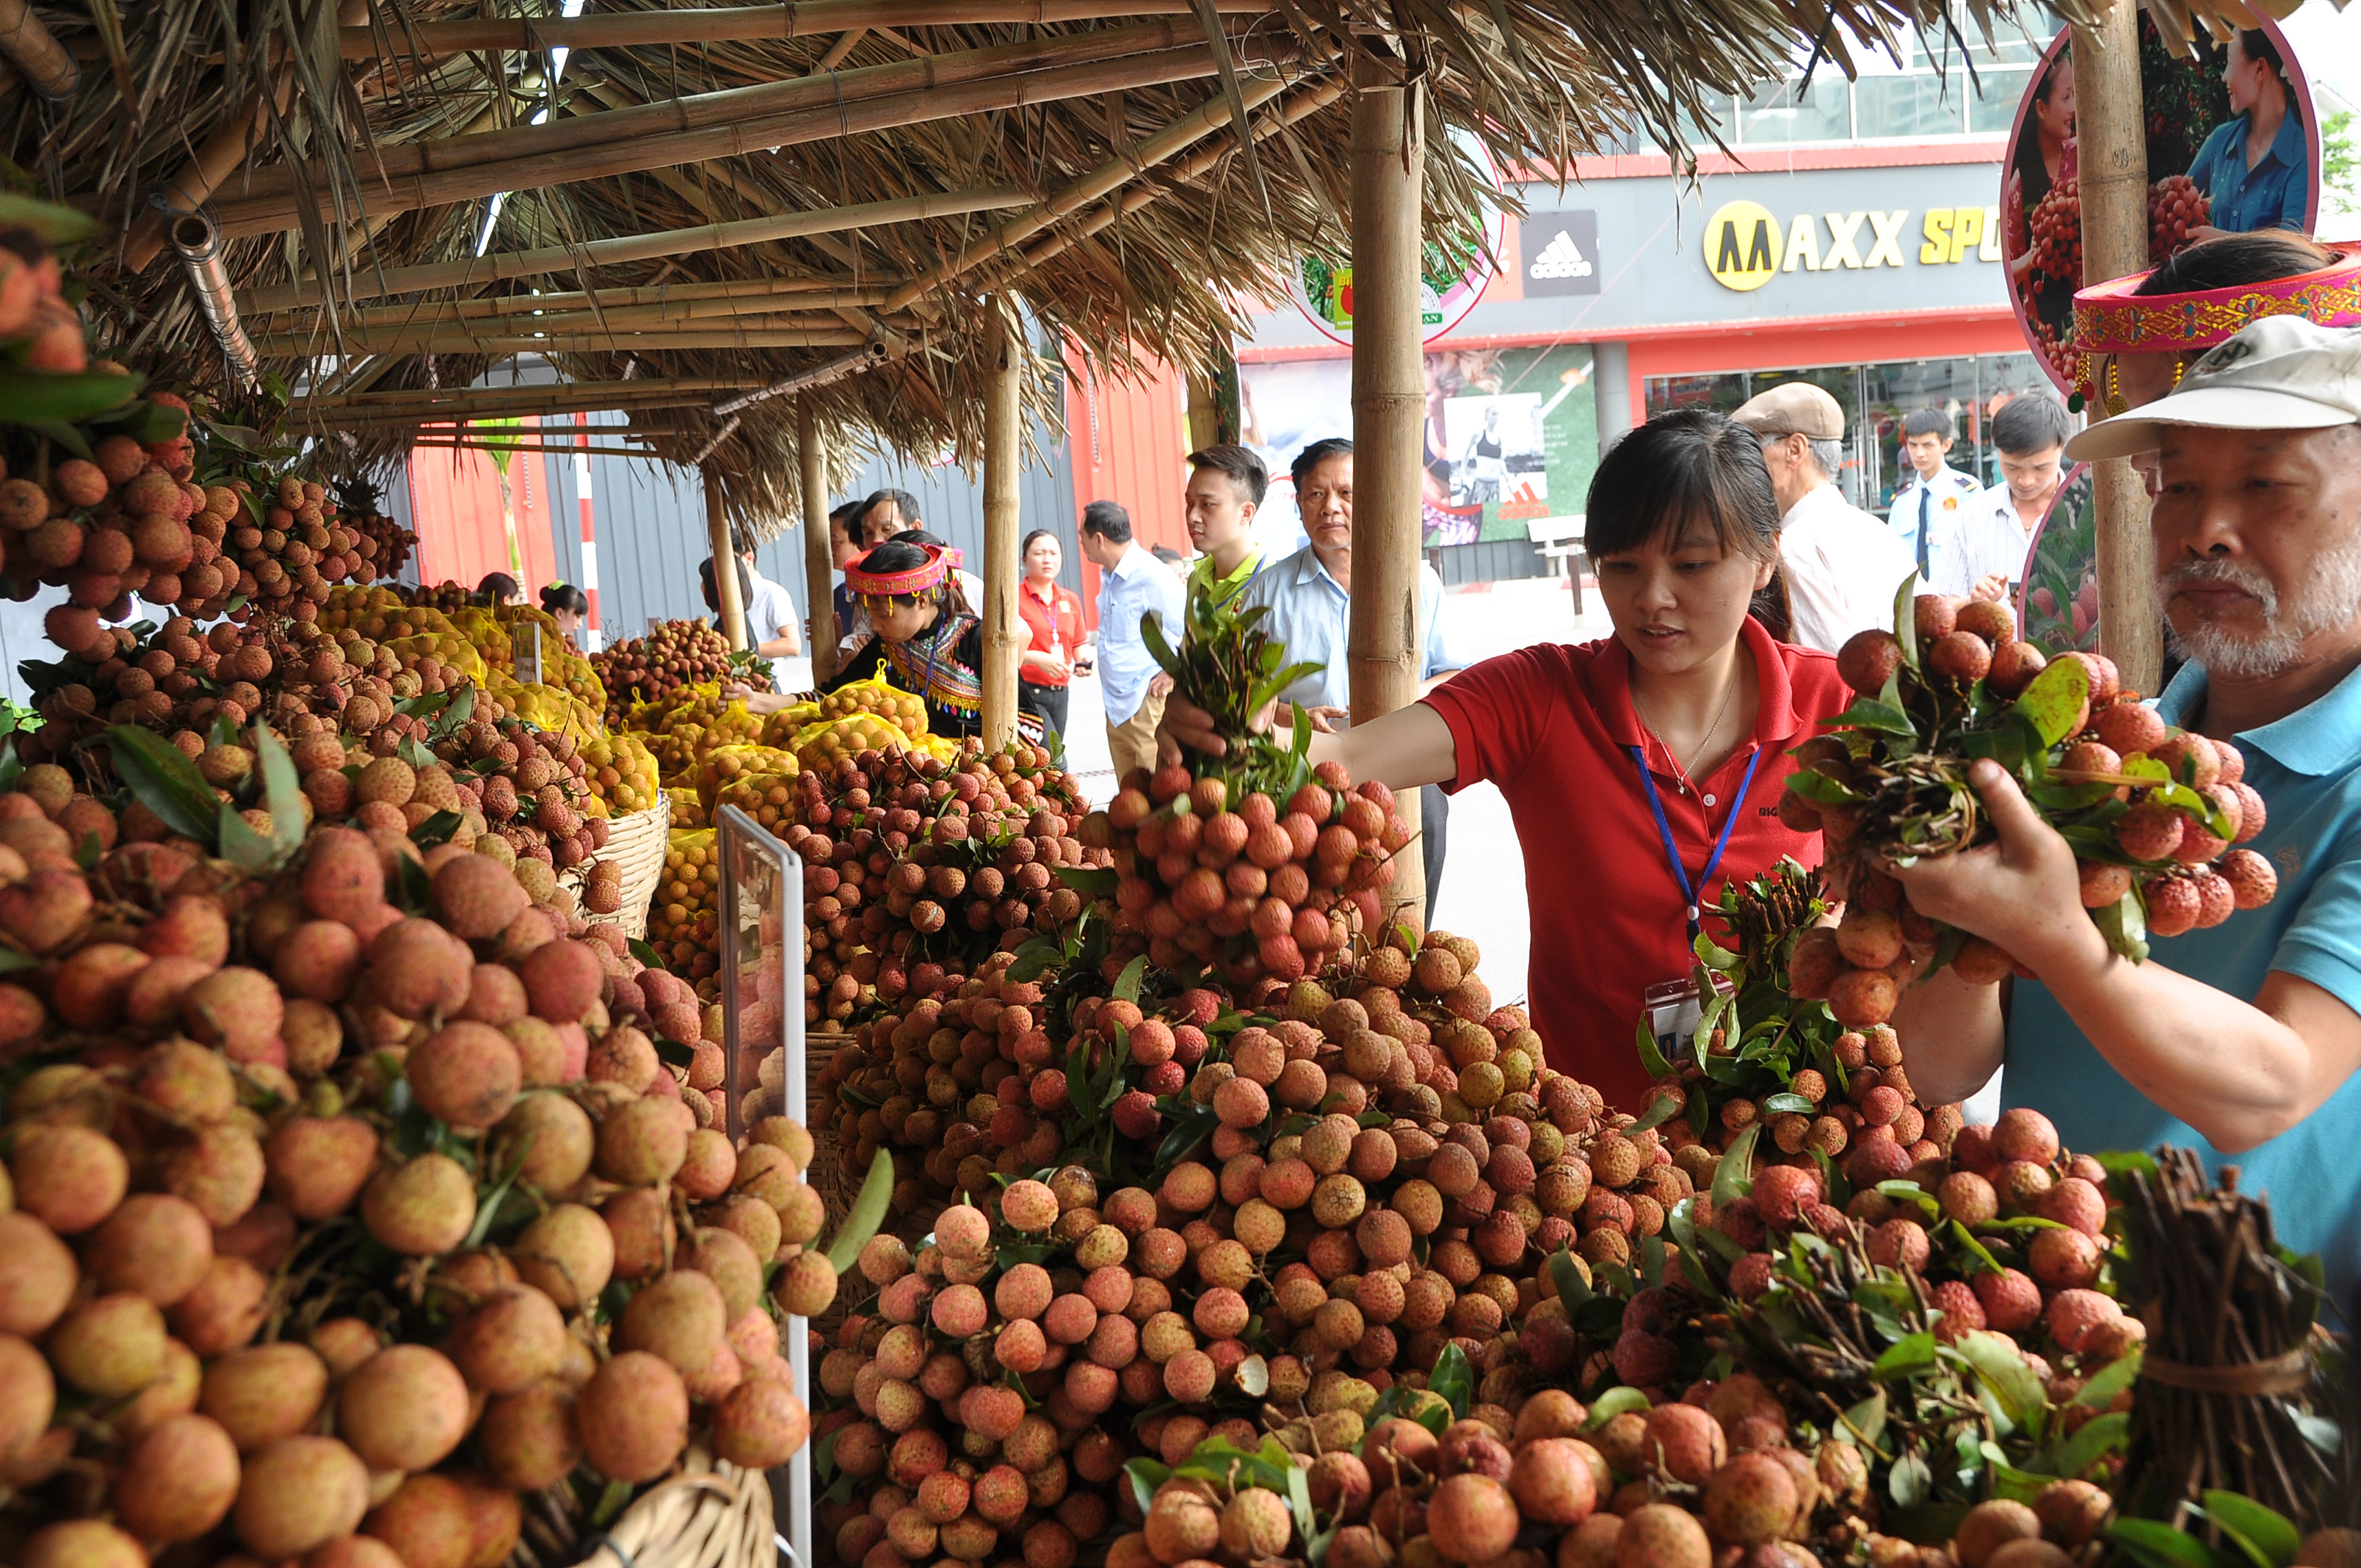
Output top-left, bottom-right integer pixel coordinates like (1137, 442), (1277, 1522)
(1429, 1341), (1473, 1418)
(1583, 1386), (1650, 1429)
(1711, 1122), (1760, 1205)
(2199, 1493), (2302, 1568)
(1838, 1388), (1888, 1449)
(1633, 1015), (1675, 1083)
(107, 723), (222, 845)
(2047, 1411), (2130, 1479)
(1762, 1092), (1816, 1115)
(1871, 1332), (1937, 1379)
(821, 1147), (895, 1277)
(2013, 654), (2092, 747)
(2095, 888), (2150, 964)
(2110, 1517), (2225, 1568)
(1892, 573), (1922, 671)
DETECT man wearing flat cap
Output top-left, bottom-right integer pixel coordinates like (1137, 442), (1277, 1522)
(1730, 381), (1916, 653)
(1886, 316), (2361, 1307)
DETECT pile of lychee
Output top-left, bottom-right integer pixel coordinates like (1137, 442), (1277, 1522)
(594, 620), (736, 728)
(788, 741), (1095, 1024)
(1096, 758), (1409, 990)
(0, 778), (831, 1567)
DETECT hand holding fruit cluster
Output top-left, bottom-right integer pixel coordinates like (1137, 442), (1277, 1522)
(1785, 590), (2276, 1022)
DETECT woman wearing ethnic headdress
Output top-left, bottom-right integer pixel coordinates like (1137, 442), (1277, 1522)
(764, 538), (1042, 744)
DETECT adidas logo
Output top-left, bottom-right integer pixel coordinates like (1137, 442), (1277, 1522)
(1529, 230), (1593, 280)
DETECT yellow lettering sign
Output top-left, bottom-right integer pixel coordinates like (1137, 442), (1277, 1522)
(1921, 208), (1954, 264)
(1705, 200), (1782, 291)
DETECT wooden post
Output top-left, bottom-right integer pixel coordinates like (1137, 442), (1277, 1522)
(981, 300), (1026, 749)
(704, 464), (749, 653)
(1348, 44), (1427, 931)
(799, 399), (838, 686)
(2075, 1), (2159, 697)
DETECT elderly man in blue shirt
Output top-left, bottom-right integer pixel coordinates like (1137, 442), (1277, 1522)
(1886, 318), (2361, 1310)
(1078, 499), (1185, 783)
(2186, 29), (2311, 238)
(1238, 438), (1463, 922)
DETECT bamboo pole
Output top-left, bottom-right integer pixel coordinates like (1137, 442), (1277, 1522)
(0, 0), (76, 97)
(1346, 45), (1426, 932)
(982, 302), (1026, 749)
(2076, 1), (2159, 697)
(241, 191), (1016, 313)
(277, 294), (912, 338)
(213, 22), (1249, 232)
(706, 466), (750, 653)
(211, 40), (1275, 242)
(799, 399), (839, 686)
(249, 327), (870, 356)
(261, 279), (899, 328)
(1009, 76), (1346, 272)
(880, 68), (1293, 314)
(332, 1), (1274, 57)
(288, 379), (759, 420)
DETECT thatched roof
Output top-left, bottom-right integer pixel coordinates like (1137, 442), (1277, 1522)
(4, 0), (2091, 534)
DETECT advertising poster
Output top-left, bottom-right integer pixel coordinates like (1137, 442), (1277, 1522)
(2003, 10), (2319, 391)
(1238, 344), (1597, 551)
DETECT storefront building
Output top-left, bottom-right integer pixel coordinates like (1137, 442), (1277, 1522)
(1235, 23), (2053, 580)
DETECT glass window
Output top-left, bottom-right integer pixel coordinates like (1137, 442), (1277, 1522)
(1968, 65), (2037, 133)
(1738, 75), (1852, 145)
(1854, 73), (1970, 138)
(1863, 359), (1984, 515)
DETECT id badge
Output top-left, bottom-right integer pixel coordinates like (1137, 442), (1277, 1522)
(1642, 973), (1736, 1055)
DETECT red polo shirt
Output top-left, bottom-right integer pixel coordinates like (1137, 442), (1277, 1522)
(1017, 580), (1084, 688)
(1421, 616), (1850, 1113)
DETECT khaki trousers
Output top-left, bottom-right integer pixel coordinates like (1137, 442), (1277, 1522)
(1105, 690), (1167, 783)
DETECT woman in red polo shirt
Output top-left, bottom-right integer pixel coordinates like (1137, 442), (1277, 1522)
(1167, 409), (1857, 1110)
(1016, 529), (1085, 741)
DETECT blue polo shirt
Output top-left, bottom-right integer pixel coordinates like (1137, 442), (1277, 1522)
(2003, 657), (2361, 1308)
(1235, 544), (1459, 715)
(2186, 108), (2310, 235)
(1094, 544), (1184, 725)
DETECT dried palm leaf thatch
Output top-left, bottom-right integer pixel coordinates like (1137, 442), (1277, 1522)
(7, 0), (2086, 538)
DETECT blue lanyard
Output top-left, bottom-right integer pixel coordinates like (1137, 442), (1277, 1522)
(1627, 743), (1763, 937)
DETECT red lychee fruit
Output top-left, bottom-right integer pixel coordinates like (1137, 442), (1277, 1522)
(1990, 1108), (2059, 1165)
(1972, 1268), (2043, 1333)
(1929, 1280), (1985, 1341)
(2218, 849), (2277, 910)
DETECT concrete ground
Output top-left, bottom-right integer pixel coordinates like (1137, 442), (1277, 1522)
(1054, 570), (2002, 1123)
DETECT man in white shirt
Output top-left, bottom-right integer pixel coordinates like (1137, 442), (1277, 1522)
(1888, 407), (1984, 581)
(1926, 393), (2071, 604)
(1730, 382), (1916, 652)
(736, 545), (805, 690)
(1077, 500), (1185, 781)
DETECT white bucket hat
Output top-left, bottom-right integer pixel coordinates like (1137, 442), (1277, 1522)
(2064, 316), (2361, 462)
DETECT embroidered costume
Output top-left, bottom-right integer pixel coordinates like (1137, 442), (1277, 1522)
(826, 545), (1043, 744)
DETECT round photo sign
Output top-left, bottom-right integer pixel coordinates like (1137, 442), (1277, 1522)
(1289, 131), (1508, 347)
(2016, 462), (2098, 658)
(2001, 7), (2321, 393)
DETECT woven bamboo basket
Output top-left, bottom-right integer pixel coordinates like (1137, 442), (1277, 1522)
(568, 792), (671, 940)
(805, 1027), (848, 1235)
(517, 1448), (772, 1568)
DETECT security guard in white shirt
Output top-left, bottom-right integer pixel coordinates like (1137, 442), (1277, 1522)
(1887, 407), (1984, 582)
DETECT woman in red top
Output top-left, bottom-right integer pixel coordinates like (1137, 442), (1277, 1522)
(1167, 410), (1858, 1110)
(1016, 529), (1085, 741)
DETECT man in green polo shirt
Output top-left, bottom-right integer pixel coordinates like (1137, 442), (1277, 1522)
(1887, 317), (2361, 1310)
(1183, 443), (1269, 611)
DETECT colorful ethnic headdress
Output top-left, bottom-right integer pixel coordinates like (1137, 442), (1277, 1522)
(845, 543), (950, 599)
(2072, 242), (2361, 413)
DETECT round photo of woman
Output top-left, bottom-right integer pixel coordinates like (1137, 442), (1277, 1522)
(2001, 11), (2318, 395)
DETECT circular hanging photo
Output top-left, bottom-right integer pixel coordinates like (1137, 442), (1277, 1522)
(2016, 462), (2097, 657)
(2001, 8), (2321, 393)
(1289, 130), (1508, 348)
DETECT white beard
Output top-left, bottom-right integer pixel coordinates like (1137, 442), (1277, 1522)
(2158, 542), (2361, 680)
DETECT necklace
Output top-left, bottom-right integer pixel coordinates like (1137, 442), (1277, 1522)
(1632, 661), (1740, 781)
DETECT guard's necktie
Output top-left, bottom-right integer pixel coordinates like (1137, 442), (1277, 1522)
(1917, 486), (1932, 577)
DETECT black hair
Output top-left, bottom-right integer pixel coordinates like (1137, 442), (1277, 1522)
(1291, 437), (1354, 491)
(1187, 442), (1269, 507)
(540, 581), (589, 617)
(1080, 500), (1132, 543)
(2133, 230), (2335, 295)
(899, 529), (946, 549)
(1900, 408), (1954, 442)
(1991, 394), (2071, 456)
(2235, 29), (2296, 120)
(475, 571), (520, 603)
(1021, 529), (1059, 558)
(1150, 545), (1186, 565)
(862, 488), (921, 543)
(827, 501), (863, 536)
(1584, 409), (1789, 636)
(697, 555), (755, 617)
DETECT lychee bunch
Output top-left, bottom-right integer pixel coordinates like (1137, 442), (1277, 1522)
(1799, 592), (2277, 1014)
(593, 620), (735, 726)
(652, 827), (724, 980)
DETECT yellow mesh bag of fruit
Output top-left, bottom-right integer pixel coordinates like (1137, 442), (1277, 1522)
(820, 675), (929, 737)
(790, 711), (915, 772)
(759, 702), (824, 749)
(651, 828), (722, 979)
(583, 732), (662, 816)
(669, 790), (708, 829)
(716, 768), (798, 837)
(697, 743), (798, 816)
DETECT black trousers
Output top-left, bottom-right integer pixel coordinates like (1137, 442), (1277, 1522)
(1422, 785), (1448, 929)
(1022, 680), (1070, 739)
